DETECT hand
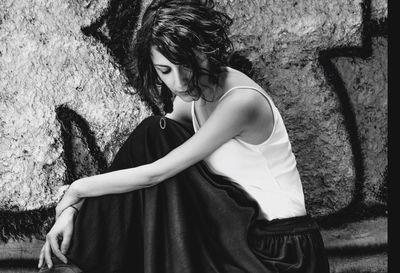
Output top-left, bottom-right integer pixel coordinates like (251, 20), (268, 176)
(55, 182), (82, 219)
(38, 206), (77, 269)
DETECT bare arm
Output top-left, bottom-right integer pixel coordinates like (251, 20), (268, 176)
(71, 92), (260, 198)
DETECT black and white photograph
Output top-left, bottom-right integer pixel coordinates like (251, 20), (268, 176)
(0, 0), (388, 272)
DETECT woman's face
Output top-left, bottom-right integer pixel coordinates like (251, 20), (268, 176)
(151, 46), (208, 102)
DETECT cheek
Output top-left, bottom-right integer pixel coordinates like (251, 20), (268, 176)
(155, 71), (166, 84)
(158, 75), (170, 87)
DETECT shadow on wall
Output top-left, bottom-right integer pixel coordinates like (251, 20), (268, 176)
(0, 0), (387, 271)
(316, 0), (387, 228)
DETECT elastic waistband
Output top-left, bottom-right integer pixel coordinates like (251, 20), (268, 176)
(251, 215), (320, 236)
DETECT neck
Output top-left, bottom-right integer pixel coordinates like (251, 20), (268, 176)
(198, 67), (228, 104)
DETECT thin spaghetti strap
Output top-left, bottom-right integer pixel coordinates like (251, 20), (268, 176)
(218, 86), (270, 103)
(191, 101), (200, 132)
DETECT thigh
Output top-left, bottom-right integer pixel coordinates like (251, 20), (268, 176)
(65, 116), (193, 272)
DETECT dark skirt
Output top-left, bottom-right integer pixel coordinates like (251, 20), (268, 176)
(66, 116), (330, 273)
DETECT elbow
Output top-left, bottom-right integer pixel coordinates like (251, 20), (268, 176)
(144, 162), (168, 187)
(149, 172), (164, 186)
(152, 168), (173, 185)
(139, 172), (162, 189)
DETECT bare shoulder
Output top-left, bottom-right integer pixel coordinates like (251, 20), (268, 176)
(218, 69), (275, 144)
(219, 87), (273, 120)
(220, 67), (273, 116)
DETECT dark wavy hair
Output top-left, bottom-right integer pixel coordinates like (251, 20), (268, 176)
(132, 0), (233, 114)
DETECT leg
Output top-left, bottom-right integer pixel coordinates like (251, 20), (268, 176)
(64, 116), (196, 272)
(62, 116), (273, 273)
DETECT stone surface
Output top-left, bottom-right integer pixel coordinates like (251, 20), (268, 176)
(332, 36), (387, 206)
(321, 217), (387, 252)
(218, 0), (363, 215)
(329, 253), (387, 273)
(215, 0), (387, 215)
(0, 0), (388, 271)
(0, 0), (387, 219)
(0, 0), (151, 211)
(371, 0), (387, 21)
(219, 0), (364, 58)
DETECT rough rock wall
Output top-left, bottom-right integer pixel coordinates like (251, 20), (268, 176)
(217, 0), (387, 217)
(0, 0), (388, 272)
(0, 0), (387, 238)
(331, 36), (387, 206)
(0, 0), (151, 212)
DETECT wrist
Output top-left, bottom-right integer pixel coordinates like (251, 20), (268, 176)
(63, 206), (79, 218)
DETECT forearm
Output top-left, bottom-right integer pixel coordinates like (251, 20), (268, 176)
(69, 123), (223, 199)
(73, 164), (160, 198)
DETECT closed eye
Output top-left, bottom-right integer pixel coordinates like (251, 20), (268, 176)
(154, 65), (171, 75)
(160, 69), (171, 74)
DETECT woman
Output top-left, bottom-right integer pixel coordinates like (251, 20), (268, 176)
(38, 0), (330, 272)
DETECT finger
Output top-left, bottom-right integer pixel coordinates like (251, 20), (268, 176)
(44, 241), (53, 269)
(38, 246), (45, 268)
(48, 234), (67, 264)
(60, 230), (72, 255)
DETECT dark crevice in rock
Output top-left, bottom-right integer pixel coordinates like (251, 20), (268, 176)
(81, 0), (163, 115)
(0, 0), (145, 244)
(0, 0), (387, 244)
(0, 105), (109, 243)
(326, 242), (387, 257)
(56, 106), (76, 183)
(0, 258), (38, 269)
(316, 0), (387, 228)
(0, 208), (54, 243)
(318, 55), (365, 209)
(316, 203), (387, 229)
(80, 0), (257, 116)
(56, 105), (108, 184)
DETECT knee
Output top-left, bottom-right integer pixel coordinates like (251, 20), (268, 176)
(140, 115), (162, 127)
(136, 116), (176, 132)
(132, 115), (191, 144)
(136, 115), (169, 133)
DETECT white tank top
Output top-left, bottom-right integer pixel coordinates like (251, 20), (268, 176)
(191, 86), (307, 220)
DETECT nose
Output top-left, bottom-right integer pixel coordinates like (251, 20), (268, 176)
(174, 66), (189, 91)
